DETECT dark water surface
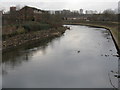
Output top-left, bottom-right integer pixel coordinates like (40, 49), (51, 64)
(2, 25), (119, 88)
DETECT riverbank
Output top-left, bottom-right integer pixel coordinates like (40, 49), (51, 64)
(65, 21), (120, 55)
(3, 24), (118, 88)
(2, 26), (67, 52)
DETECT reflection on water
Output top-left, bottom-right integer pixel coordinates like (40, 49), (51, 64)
(2, 25), (119, 88)
(2, 38), (55, 75)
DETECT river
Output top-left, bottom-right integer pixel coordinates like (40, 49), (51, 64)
(2, 25), (119, 88)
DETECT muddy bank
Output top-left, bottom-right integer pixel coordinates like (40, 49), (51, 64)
(2, 27), (67, 52)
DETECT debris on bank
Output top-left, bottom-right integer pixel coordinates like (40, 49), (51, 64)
(2, 27), (67, 52)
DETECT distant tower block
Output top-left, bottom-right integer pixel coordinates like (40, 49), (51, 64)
(80, 9), (83, 14)
(119, 1), (120, 14)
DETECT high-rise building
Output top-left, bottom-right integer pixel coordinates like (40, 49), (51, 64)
(49, 10), (55, 14)
(118, 1), (120, 14)
(0, 11), (2, 16)
(80, 9), (83, 14)
(61, 10), (70, 14)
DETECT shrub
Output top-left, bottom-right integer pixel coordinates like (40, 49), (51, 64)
(16, 27), (26, 34)
(22, 21), (50, 32)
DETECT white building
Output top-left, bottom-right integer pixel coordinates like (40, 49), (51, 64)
(85, 10), (98, 14)
(48, 10), (55, 14)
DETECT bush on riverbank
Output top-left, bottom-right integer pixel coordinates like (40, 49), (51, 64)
(2, 26), (67, 51)
(2, 13), (64, 41)
(2, 21), (52, 40)
(22, 21), (51, 32)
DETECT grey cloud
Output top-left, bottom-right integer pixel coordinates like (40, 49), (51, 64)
(0, 0), (118, 12)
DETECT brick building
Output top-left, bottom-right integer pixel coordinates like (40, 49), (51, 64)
(3, 6), (46, 25)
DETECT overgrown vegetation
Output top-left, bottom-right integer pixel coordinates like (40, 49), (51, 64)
(3, 12), (63, 40)
(22, 21), (51, 31)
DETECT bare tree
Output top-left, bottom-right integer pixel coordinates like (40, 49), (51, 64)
(102, 9), (117, 21)
(103, 9), (115, 15)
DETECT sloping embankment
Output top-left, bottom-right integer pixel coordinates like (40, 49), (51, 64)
(2, 27), (67, 52)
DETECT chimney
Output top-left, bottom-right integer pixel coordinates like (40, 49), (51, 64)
(10, 6), (16, 13)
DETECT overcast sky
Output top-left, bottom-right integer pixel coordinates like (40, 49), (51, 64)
(0, 0), (119, 12)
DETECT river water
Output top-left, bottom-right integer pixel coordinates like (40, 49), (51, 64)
(2, 25), (119, 88)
